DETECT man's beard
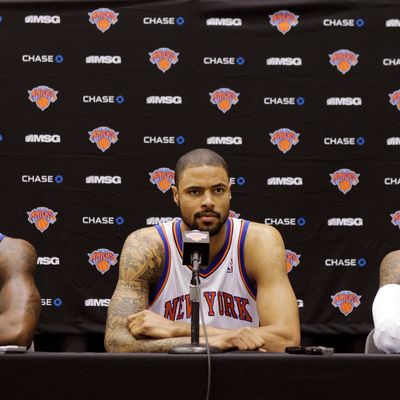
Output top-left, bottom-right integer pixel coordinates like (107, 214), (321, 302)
(183, 209), (229, 237)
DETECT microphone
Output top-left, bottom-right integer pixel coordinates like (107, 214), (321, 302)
(182, 230), (210, 271)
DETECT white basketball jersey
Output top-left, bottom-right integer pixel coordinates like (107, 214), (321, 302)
(149, 217), (259, 329)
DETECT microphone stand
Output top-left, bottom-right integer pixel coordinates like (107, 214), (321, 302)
(169, 251), (220, 354)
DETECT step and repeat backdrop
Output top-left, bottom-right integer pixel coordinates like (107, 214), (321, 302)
(0, 0), (399, 337)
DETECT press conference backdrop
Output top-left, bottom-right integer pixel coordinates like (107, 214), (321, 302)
(0, 0), (399, 338)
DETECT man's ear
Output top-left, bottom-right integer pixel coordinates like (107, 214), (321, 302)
(171, 185), (179, 206)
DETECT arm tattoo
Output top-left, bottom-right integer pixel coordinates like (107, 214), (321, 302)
(380, 251), (400, 286)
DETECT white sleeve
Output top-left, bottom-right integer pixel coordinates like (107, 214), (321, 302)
(372, 284), (400, 354)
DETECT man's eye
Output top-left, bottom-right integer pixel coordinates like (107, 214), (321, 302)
(214, 187), (225, 194)
(189, 190), (200, 196)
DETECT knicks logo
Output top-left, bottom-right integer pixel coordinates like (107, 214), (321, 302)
(269, 10), (299, 34)
(329, 50), (359, 74)
(330, 168), (360, 194)
(88, 8), (119, 32)
(88, 248), (118, 274)
(389, 89), (400, 111)
(209, 88), (240, 113)
(149, 48), (179, 73)
(149, 168), (175, 193)
(285, 250), (301, 273)
(390, 210), (400, 229)
(28, 86), (58, 111)
(27, 207), (58, 233)
(270, 128), (300, 153)
(88, 126), (119, 152)
(331, 290), (361, 316)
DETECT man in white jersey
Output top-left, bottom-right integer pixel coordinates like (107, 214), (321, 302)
(372, 250), (400, 353)
(0, 233), (41, 347)
(105, 149), (300, 352)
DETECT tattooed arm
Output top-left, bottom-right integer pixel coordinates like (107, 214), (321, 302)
(104, 227), (192, 352)
(0, 238), (41, 347)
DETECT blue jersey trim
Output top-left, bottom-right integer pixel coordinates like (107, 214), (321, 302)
(239, 220), (257, 298)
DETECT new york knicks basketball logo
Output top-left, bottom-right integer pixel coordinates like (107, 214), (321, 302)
(88, 127), (119, 152)
(28, 86), (58, 111)
(329, 50), (359, 74)
(389, 89), (400, 111)
(209, 88), (240, 113)
(269, 128), (300, 153)
(149, 48), (179, 73)
(330, 168), (360, 194)
(390, 210), (400, 229)
(331, 290), (361, 316)
(285, 250), (301, 273)
(87, 248), (119, 274)
(27, 207), (58, 233)
(269, 10), (299, 34)
(88, 8), (119, 32)
(149, 168), (175, 193)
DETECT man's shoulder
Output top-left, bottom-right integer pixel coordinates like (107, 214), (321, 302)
(245, 221), (283, 245)
(124, 226), (162, 243)
(0, 237), (37, 275)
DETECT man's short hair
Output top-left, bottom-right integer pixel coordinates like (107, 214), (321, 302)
(174, 148), (229, 187)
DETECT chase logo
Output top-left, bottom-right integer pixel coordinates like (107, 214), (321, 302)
(83, 95), (124, 104)
(203, 57), (245, 65)
(85, 298), (110, 307)
(327, 218), (363, 226)
(323, 19), (364, 27)
(207, 136), (242, 145)
(149, 48), (179, 72)
(229, 177), (246, 186)
(37, 257), (60, 266)
(85, 176), (122, 184)
(88, 127), (119, 152)
(146, 217), (177, 225)
(386, 19), (400, 27)
(325, 258), (367, 267)
(329, 50), (359, 74)
(143, 17), (185, 25)
(326, 97), (362, 106)
(144, 136), (184, 144)
(27, 207), (58, 233)
(330, 168), (360, 194)
(28, 86), (58, 111)
(22, 54), (63, 64)
(390, 211), (400, 229)
(206, 18), (242, 26)
(88, 8), (119, 32)
(324, 137), (365, 146)
(82, 216), (124, 225)
(383, 58), (400, 66)
(86, 55), (122, 64)
(149, 168), (175, 193)
(267, 177), (303, 186)
(389, 89), (400, 111)
(265, 217), (306, 226)
(88, 248), (119, 274)
(22, 175), (63, 184)
(264, 97), (304, 105)
(269, 10), (299, 34)
(209, 88), (239, 113)
(285, 250), (301, 273)
(384, 177), (400, 185)
(41, 298), (63, 307)
(269, 128), (300, 154)
(25, 15), (60, 24)
(25, 134), (61, 143)
(331, 290), (361, 316)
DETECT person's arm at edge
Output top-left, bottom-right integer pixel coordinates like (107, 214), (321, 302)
(372, 250), (400, 353)
(244, 222), (301, 352)
(104, 228), (193, 352)
(0, 238), (41, 347)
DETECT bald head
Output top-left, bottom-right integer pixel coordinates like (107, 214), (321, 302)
(174, 148), (229, 187)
